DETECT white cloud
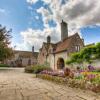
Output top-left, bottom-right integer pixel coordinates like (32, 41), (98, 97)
(40, 0), (100, 29)
(27, 0), (100, 29)
(19, 0), (100, 51)
(26, 0), (38, 4)
(37, 7), (53, 28)
(0, 8), (6, 13)
(15, 27), (60, 51)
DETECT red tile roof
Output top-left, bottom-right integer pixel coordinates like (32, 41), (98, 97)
(40, 33), (81, 54)
(54, 33), (79, 53)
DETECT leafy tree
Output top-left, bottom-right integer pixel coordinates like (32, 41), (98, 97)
(0, 25), (13, 62)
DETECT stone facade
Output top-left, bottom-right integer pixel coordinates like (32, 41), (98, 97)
(38, 43), (48, 65)
(38, 21), (84, 70)
(7, 49), (38, 67)
(47, 51), (68, 70)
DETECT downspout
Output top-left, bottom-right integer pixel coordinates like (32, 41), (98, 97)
(54, 53), (55, 70)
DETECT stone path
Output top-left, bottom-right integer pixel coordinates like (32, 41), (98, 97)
(0, 68), (100, 100)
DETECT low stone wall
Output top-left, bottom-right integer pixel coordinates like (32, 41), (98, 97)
(66, 60), (100, 70)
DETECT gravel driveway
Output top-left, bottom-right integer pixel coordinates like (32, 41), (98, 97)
(0, 68), (99, 100)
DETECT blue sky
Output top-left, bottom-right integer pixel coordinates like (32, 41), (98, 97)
(0, 0), (100, 51)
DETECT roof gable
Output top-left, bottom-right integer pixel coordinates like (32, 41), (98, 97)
(54, 33), (82, 53)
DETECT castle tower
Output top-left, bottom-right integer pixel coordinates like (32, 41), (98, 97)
(61, 20), (68, 41)
(47, 35), (51, 44)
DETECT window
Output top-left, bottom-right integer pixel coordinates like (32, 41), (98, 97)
(77, 45), (80, 51)
(75, 45), (80, 52)
(75, 46), (78, 51)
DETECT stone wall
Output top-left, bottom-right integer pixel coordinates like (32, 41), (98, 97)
(47, 51), (68, 70)
(38, 46), (47, 65)
(47, 54), (54, 69)
(66, 59), (100, 70)
(55, 51), (68, 70)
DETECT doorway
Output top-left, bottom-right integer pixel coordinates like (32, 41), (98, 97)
(57, 58), (65, 69)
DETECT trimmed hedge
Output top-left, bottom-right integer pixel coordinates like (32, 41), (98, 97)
(0, 64), (10, 67)
(25, 65), (51, 74)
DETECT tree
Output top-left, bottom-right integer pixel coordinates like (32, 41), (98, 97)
(0, 25), (13, 62)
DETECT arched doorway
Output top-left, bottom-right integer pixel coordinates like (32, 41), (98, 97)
(57, 58), (65, 69)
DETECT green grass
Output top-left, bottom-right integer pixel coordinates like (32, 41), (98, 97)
(0, 64), (10, 67)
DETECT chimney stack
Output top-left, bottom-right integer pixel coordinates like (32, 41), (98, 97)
(47, 35), (51, 44)
(32, 46), (34, 54)
(61, 20), (68, 41)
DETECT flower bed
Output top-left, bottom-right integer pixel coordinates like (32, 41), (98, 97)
(36, 68), (100, 93)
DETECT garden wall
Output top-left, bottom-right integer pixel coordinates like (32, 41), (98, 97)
(66, 59), (100, 70)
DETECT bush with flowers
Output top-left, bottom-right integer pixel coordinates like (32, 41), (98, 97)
(36, 66), (100, 93)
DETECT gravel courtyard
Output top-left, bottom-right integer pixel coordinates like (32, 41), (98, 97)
(0, 68), (99, 100)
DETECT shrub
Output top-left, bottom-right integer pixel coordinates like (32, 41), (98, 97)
(64, 68), (74, 78)
(25, 66), (33, 73)
(66, 42), (100, 65)
(33, 65), (51, 74)
(0, 64), (10, 67)
(25, 64), (51, 74)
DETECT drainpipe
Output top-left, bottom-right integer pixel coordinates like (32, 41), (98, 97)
(53, 53), (55, 70)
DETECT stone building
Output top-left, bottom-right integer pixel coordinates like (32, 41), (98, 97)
(7, 46), (38, 67)
(38, 20), (84, 70)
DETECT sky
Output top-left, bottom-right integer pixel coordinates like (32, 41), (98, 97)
(0, 0), (100, 51)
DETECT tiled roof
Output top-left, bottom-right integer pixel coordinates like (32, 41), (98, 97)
(54, 33), (79, 53)
(40, 33), (81, 54)
(14, 50), (38, 58)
